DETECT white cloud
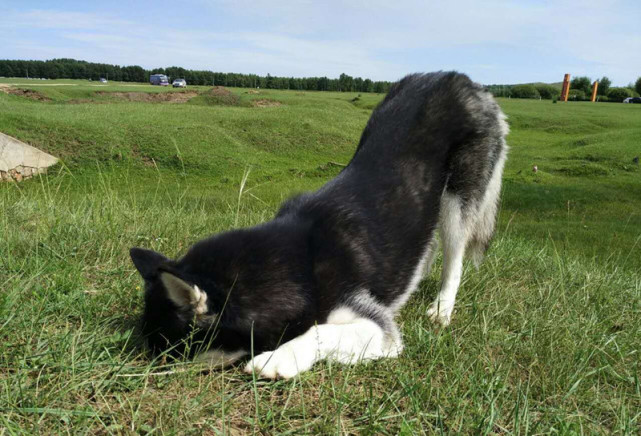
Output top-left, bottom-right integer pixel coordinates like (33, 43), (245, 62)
(1, 2), (639, 85)
(0, 9), (133, 30)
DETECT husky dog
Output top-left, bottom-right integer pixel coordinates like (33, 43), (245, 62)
(130, 72), (508, 379)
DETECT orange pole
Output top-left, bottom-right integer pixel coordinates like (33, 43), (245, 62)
(561, 73), (571, 102)
(591, 81), (599, 102)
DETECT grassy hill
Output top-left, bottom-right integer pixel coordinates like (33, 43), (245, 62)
(1, 80), (640, 434)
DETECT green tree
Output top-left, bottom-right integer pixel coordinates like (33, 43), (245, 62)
(373, 81), (386, 93)
(339, 73), (354, 92)
(0, 57), (392, 91)
(511, 84), (540, 99)
(570, 76), (591, 94)
(607, 87), (633, 101)
(354, 77), (364, 92)
(568, 89), (587, 101)
(597, 76), (611, 95)
(535, 84), (560, 100)
(635, 77), (641, 96)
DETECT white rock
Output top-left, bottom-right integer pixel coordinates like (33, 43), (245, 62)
(0, 132), (58, 179)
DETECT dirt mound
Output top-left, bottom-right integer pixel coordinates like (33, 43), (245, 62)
(0, 86), (50, 101)
(95, 91), (198, 103)
(204, 87), (240, 106)
(209, 86), (232, 96)
(252, 99), (282, 108)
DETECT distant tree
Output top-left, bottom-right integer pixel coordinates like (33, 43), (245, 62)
(0, 58), (393, 92)
(317, 76), (329, 91)
(339, 73), (354, 92)
(362, 78), (373, 93)
(635, 77), (641, 96)
(265, 73), (274, 89)
(0, 62), (14, 77)
(354, 77), (364, 92)
(535, 84), (560, 100)
(570, 76), (591, 94)
(511, 84), (540, 99)
(568, 89), (587, 101)
(607, 87), (633, 101)
(373, 81), (386, 93)
(597, 76), (611, 95)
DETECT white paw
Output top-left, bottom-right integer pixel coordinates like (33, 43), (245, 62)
(243, 345), (313, 379)
(427, 301), (454, 326)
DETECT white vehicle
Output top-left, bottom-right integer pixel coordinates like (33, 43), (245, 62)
(99, 78), (108, 83)
(172, 79), (187, 88)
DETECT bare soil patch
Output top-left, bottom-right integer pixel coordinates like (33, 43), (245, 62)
(95, 91), (198, 103)
(203, 87), (241, 106)
(0, 86), (51, 101)
(252, 99), (282, 108)
(131, 144), (157, 167)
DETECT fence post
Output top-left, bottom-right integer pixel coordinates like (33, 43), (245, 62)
(561, 73), (571, 102)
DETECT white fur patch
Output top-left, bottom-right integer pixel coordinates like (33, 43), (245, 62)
(498, 110), (510, 137)
(160, 273), (208, 315)
(244, 312), (392, 379)
(192, 285), (208, 315)
(472, 148), (507, 251)
(341, 292), (404, 356)
(326, 307), (358, 324)
(428, 193), (466, 326)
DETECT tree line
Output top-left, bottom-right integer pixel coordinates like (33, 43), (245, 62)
(4, 59), (639, 100)
(485, 75), (641, 102)
(0, 58), (392, 93)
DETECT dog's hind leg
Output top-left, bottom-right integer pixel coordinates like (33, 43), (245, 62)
(427, 90), (508, 326)
(422, 235), (440, 277)
(427, 194), (468, 326)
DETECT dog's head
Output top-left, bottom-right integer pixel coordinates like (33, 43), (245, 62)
(129, 247), (218, 358)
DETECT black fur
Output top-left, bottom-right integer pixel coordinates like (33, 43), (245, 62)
(130, 72), (506, 358)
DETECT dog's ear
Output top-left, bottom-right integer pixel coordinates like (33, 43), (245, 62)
(159, 272), (207, 313)
(130, 247), (168, 280)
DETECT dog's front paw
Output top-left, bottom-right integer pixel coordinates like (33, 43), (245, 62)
(427, 301), (454, 326)
(243, 345), (313, 379)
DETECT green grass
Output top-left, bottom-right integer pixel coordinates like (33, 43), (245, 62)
(1, 81), (640, 434)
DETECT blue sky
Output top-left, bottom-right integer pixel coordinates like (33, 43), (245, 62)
(1, 0), (640, 85)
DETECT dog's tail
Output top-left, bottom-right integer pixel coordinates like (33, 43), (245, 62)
(465, 138), (508, 268)
(449, 94), (509, 268)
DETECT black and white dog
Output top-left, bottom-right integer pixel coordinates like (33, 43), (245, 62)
(130, 72), (508, 378)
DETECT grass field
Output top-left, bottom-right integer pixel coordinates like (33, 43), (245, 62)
(1, 79), (640, 434)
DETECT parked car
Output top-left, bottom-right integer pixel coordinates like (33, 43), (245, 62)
(99, 78), (108, 83)
(630, 97), (641, 104)
(150, 74), (170, 86)
(172, 79), (187, 88)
